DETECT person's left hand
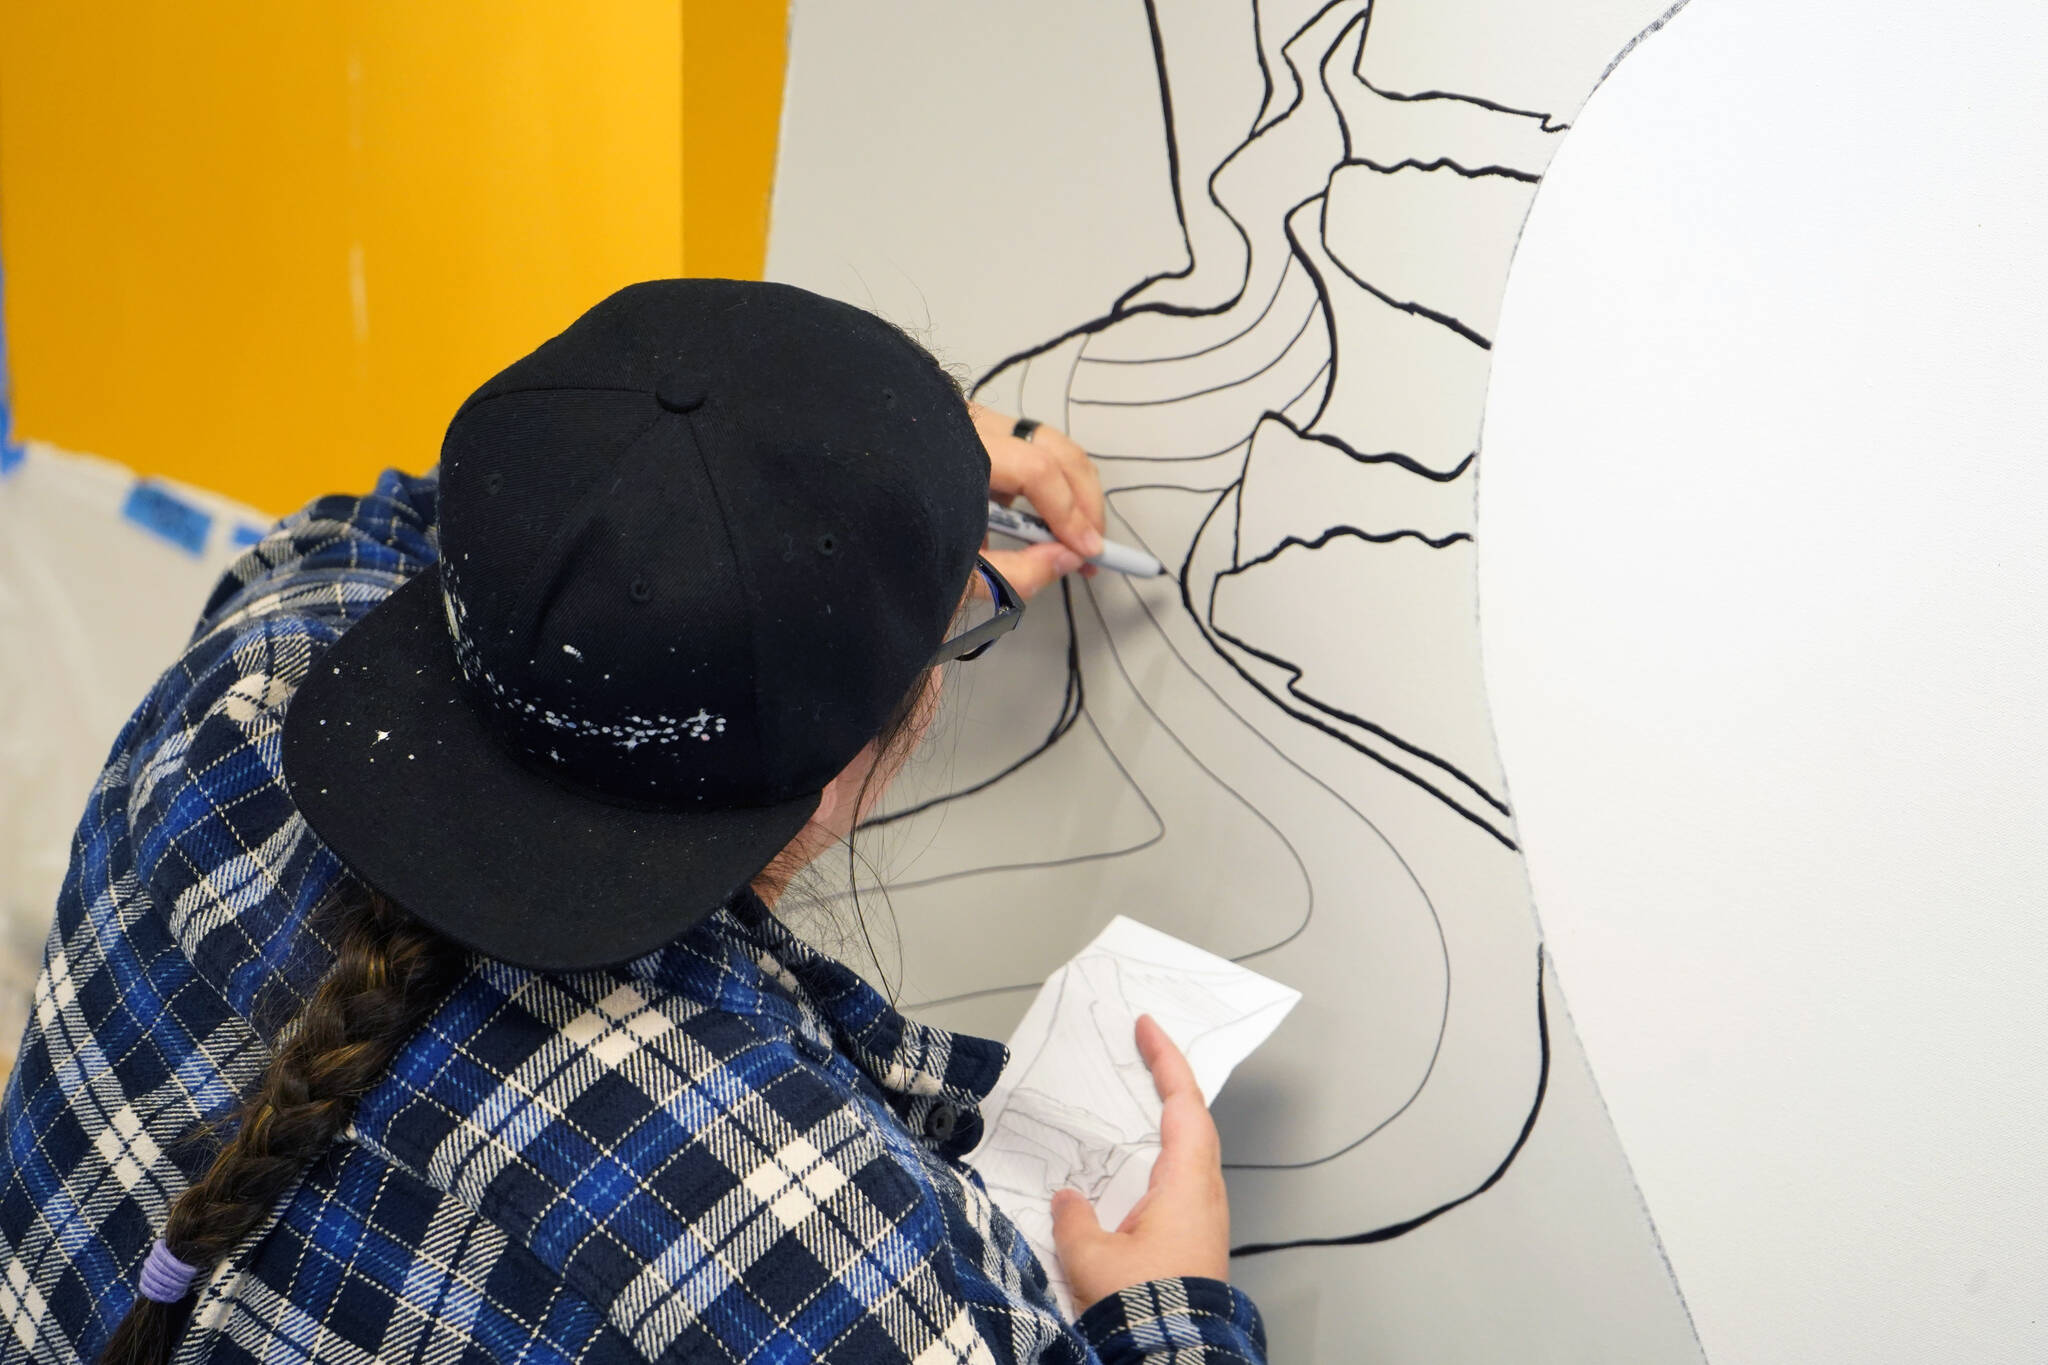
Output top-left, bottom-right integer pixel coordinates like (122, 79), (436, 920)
(969, 403), (1106, 599)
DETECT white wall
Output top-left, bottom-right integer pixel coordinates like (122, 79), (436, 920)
(0, 447), (263, 1068)
(1479, 3), (2048, 1362)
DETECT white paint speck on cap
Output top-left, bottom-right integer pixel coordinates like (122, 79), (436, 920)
(562, 644), (584, 660)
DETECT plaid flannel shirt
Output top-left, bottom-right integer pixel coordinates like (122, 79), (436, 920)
(0, 470), (1268, 1364)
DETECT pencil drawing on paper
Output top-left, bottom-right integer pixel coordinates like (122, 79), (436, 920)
(966, 916), (1300, 1312)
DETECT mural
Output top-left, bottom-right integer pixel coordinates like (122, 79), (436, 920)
(772, 1), (1701, 1356)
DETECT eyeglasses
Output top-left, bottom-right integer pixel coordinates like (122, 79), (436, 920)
(929, 555), (1025, 666)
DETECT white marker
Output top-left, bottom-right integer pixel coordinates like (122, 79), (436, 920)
(987, 500), (1164, 578)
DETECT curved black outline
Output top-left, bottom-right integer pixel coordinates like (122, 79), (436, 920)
(1064, 358), (1330, 464)
(888, 0), (1680, 1233)
(1231, 947), (1551, 1250)
(879, 709), (1167, 898)
(970, 3), (1357, 397)
(1066, 301), (1322, 408)
(888, 484), (1462, 1173)
(1209, 515), (1513, 822)
(1250, 0), (1356, 137)
(1186, 487), (1519, 844)
(1316, 195), (1496, 349)
(1351, 4), (1571, 134)
(1265, 415), (1478, 484)
(864, 577), (1086, 830)
(1075, 256), (1298, 368)
(1105, 495), (1459, 1171)
(883, 553), (1320, 1006)
(935, 0), (1516, 1105)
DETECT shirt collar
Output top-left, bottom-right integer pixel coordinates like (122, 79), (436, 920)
(651, 889), (1009, 1157)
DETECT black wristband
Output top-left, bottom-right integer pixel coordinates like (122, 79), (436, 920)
(1012, 417), (1041, 442)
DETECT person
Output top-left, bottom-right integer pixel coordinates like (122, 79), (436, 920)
(0, 280), (1268, 1364)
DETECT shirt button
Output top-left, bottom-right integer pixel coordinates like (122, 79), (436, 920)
(925, 1102), (960, 1143)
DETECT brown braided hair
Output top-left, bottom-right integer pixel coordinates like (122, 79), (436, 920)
(92, 329), (982, 1361)
(97, 670), (945, 1363)
(96, 887), (467, 1365)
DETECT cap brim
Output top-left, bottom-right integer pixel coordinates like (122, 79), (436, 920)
(280, 569), (819, 971)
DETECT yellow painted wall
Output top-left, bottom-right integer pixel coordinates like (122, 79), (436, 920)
(0, 2), (790, 515)
(682, 4), (789, 284)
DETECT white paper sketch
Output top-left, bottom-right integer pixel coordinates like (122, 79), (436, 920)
(967, 916), (1300, 1317)
(772, 1), (1703, 1358)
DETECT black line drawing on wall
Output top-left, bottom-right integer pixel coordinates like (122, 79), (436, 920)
(771, 0), (1702, 1356)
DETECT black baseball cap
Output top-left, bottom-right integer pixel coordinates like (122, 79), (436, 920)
(280, 279), (990, 970)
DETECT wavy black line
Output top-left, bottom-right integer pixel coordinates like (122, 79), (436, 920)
(1234, 523), (1474, 569)
(1342, 154), (1540, 183)
(1264, 415), (1478, 483)
(1190, 492), (1517, 841)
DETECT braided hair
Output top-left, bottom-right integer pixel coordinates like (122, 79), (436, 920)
(96, 887), (466, 1365)
(96, 587), (953, 1363)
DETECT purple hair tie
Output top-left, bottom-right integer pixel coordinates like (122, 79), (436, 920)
(137, 1238), (200, 1303)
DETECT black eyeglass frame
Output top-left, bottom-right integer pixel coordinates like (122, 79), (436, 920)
(929, 555), (1025, 666)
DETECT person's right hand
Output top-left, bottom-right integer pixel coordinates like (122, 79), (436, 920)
(966, 402), (1105, 599)
(1050, 1015), (1233, 1313)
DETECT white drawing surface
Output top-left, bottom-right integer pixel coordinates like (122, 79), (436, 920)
(967, 916), (1301, 1318)
(772, 1), (1706, 1358)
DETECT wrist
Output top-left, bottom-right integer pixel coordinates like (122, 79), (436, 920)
(1074, 1278), (1265, 1364)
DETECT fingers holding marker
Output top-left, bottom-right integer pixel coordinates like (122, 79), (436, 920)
(982, 542), (1084, 601)
(971, 403), (1107, 559)
(1034, 423), (1108, 546)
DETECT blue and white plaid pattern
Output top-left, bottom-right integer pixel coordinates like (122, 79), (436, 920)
(0, 470), (1266, 1363)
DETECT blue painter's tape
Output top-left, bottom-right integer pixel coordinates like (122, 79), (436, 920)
(121, 481), (213, 556)
(229, 521), (268, 548)
(1, 254), (17, 480)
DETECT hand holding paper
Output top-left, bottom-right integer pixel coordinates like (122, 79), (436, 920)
(1048, 1015), (1232, 1312)
(965, 917), (1301, 1317)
